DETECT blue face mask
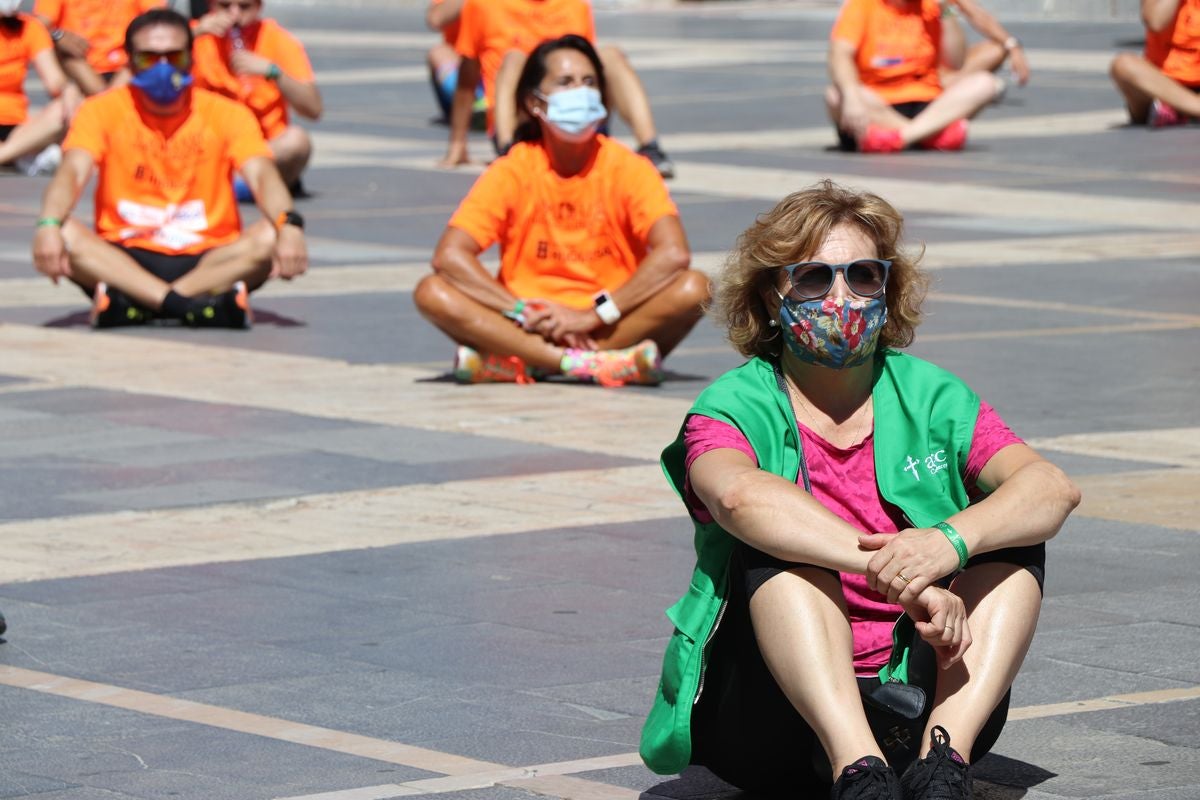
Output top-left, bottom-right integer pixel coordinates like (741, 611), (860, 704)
(130, 61), (193, 106)
(535, 86), (606, 142)
(777, 291), (887, 369)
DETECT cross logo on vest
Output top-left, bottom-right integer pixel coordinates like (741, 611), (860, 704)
(903, 449), (948, 481)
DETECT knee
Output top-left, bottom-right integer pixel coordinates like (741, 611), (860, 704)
(1110, 51), (1139, 81)
(824, 84), (842, 111)
(671, 269), (712, 311)
(412, 273), (459, 321)
(247, 218), (278, 256)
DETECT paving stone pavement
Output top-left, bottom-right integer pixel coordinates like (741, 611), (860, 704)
(0, 2), (1198, 798)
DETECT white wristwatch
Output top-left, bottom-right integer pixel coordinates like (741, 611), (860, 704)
(593, 290), (622, 325)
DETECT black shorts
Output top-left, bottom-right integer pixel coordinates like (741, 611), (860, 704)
(0, 124), (14, 142)
(74, 246), (206, 300)
(690, 540), (1045, 794)
(837, 100), (932, 152)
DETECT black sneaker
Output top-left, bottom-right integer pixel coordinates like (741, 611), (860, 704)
(90, 282), (150, 328)
(0, 609), (6, 638)
(637, 141), (675, 179)
(899, 726), (972, 800)
(184, 281), (252, 330)
(832, 755), (902, 800)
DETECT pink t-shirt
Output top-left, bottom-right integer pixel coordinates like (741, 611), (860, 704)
(682, 401), (1020, 675)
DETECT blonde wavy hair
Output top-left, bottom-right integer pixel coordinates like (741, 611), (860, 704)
(713, 180), (929, 360)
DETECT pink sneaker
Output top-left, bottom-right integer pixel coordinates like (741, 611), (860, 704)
(1148, 99), (1186, 128)
(921, 118), (969, 151)
(858, 125), (904, 154)
(453, 346), (533, 384)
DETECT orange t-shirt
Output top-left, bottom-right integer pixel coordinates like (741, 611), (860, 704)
(448, 136), (679, 308)
(455, 0), (594, 128)
(63, 86), (271, 255)
(191, 18), (315, 140)
(34, 0), (163, 74)
(831, 0), (942, 104)
(0, 14), (53, 125)
(1145, 0), (1200, 86)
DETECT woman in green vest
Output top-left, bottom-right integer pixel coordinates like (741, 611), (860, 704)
(639, 181), (1080, 800)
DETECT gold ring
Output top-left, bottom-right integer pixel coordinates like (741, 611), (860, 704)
(896, 573), (912, 585)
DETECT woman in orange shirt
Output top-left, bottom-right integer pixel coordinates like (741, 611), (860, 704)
(1111, 0), (1200, 125)
(417, 35), (708, 386)
(0, 3), (69, 173)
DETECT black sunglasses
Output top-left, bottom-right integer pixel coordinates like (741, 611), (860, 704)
(780, 259), (891, 301)
(131, 49), (192, 73)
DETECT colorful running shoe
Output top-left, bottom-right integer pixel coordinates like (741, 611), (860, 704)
(454, 346), (534, 384)
(832, 756), (903, 800)
(183, 281), (253, 329)
(859, 125), (904, 154)
(921, 119), (969, 151)
(561, 339), (663, 387)
(899, 726), (972, 800)
(1147, 99), (1186, 128)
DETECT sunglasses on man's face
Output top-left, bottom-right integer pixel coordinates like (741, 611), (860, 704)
(214, 0), (257, 9)
(780, 259), (891, 301)
(131, 49), (192, 72)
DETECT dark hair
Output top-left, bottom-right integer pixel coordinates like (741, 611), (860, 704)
(125, 8), (195, 56)
(512, 34), (607, 145)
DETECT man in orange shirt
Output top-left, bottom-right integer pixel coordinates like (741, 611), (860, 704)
(191, 0), (322, 190)
(826, 0), (1015, 153)
(31, 9), (307, 329)
(440, 0), (674, 178)
(0, 1), (69, 173)
(426, 0), (484, 123)
(419, 36), (707, 386)
(34, 0), (164, 96)
(1111, 0), (1200, 125)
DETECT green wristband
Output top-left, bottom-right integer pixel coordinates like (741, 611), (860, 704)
(36, 217), (62, 228)
(502, 299), (527, 324)
(266, 63), (282, 81)
(935, 522), (969, 570)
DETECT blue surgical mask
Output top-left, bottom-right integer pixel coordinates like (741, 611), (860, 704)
(777, 290), (887, 369)
(535, 86), (606, 142)
(130, 61), (193, 106)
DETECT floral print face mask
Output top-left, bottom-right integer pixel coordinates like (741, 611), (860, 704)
(776, 290), (887, 369)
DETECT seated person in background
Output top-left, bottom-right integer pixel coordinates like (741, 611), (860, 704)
(440, 0), (675, 178)
(640, 181), (1081, 800)
(417, 36), (708, 386)
(31, 9), (307, 329)
(826, 0), (1006, 153)
(426, 0), (484, 123)
(34, 0), (164, 96)
(0, 1), (70, 174)
(937, 0), (1029, 87)
(1110, 0), (1200, 126)
(192, 0), (321, 192)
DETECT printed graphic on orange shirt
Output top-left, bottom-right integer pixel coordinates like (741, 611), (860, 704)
(116, 199), (209, 251)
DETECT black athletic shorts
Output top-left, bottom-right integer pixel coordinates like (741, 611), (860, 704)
(837, 100), (932, 152)
(0, 124), (14, 142)
(74, 246), (206, 300)
(690, 540), (1045, 794)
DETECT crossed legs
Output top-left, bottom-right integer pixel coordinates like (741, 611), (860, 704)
(0, 101), (67, 168)
(1110, 52), (1200, 123)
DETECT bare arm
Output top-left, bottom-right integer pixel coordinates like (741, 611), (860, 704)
(609, 215), (690, 315)
(426, 0), (466, 31)
(228, 51), (323, 119)
(440, 56), (480, 166)
(1142, 0), (1182, 31)
(241, 155), (308, 279)
(32, 148), (93, 282)
(430, 225), (517, 311)
(828, 39), (869, 133)
(862, 444), (1081, 602)
(690, 447), (875, 573)
(31, 48), (67, 98)
(949, 0), (1030, 84)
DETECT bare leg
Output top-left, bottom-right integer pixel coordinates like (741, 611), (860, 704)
(923, 563), (1041, 758)
(268, 126), (312, 187)
(598, 45), (658, 146)
(942, 41), (1007, 88)
(171, 220), (276, 296)
(428, 42), (460, 117)
(897, 72), (1001, 144)
(751, 567), (883, 780)
(0, 102), (66, 165)
(1110, 51), (1200, 123)
(825, 84), (913, 138)
(413, 274), (566, 371)
(492, 49), (527, 150)
(592, 269), (709, 356)
(60, 220), (175, 308)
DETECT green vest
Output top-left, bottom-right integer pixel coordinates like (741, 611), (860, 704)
(639, 351), (980, 775)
